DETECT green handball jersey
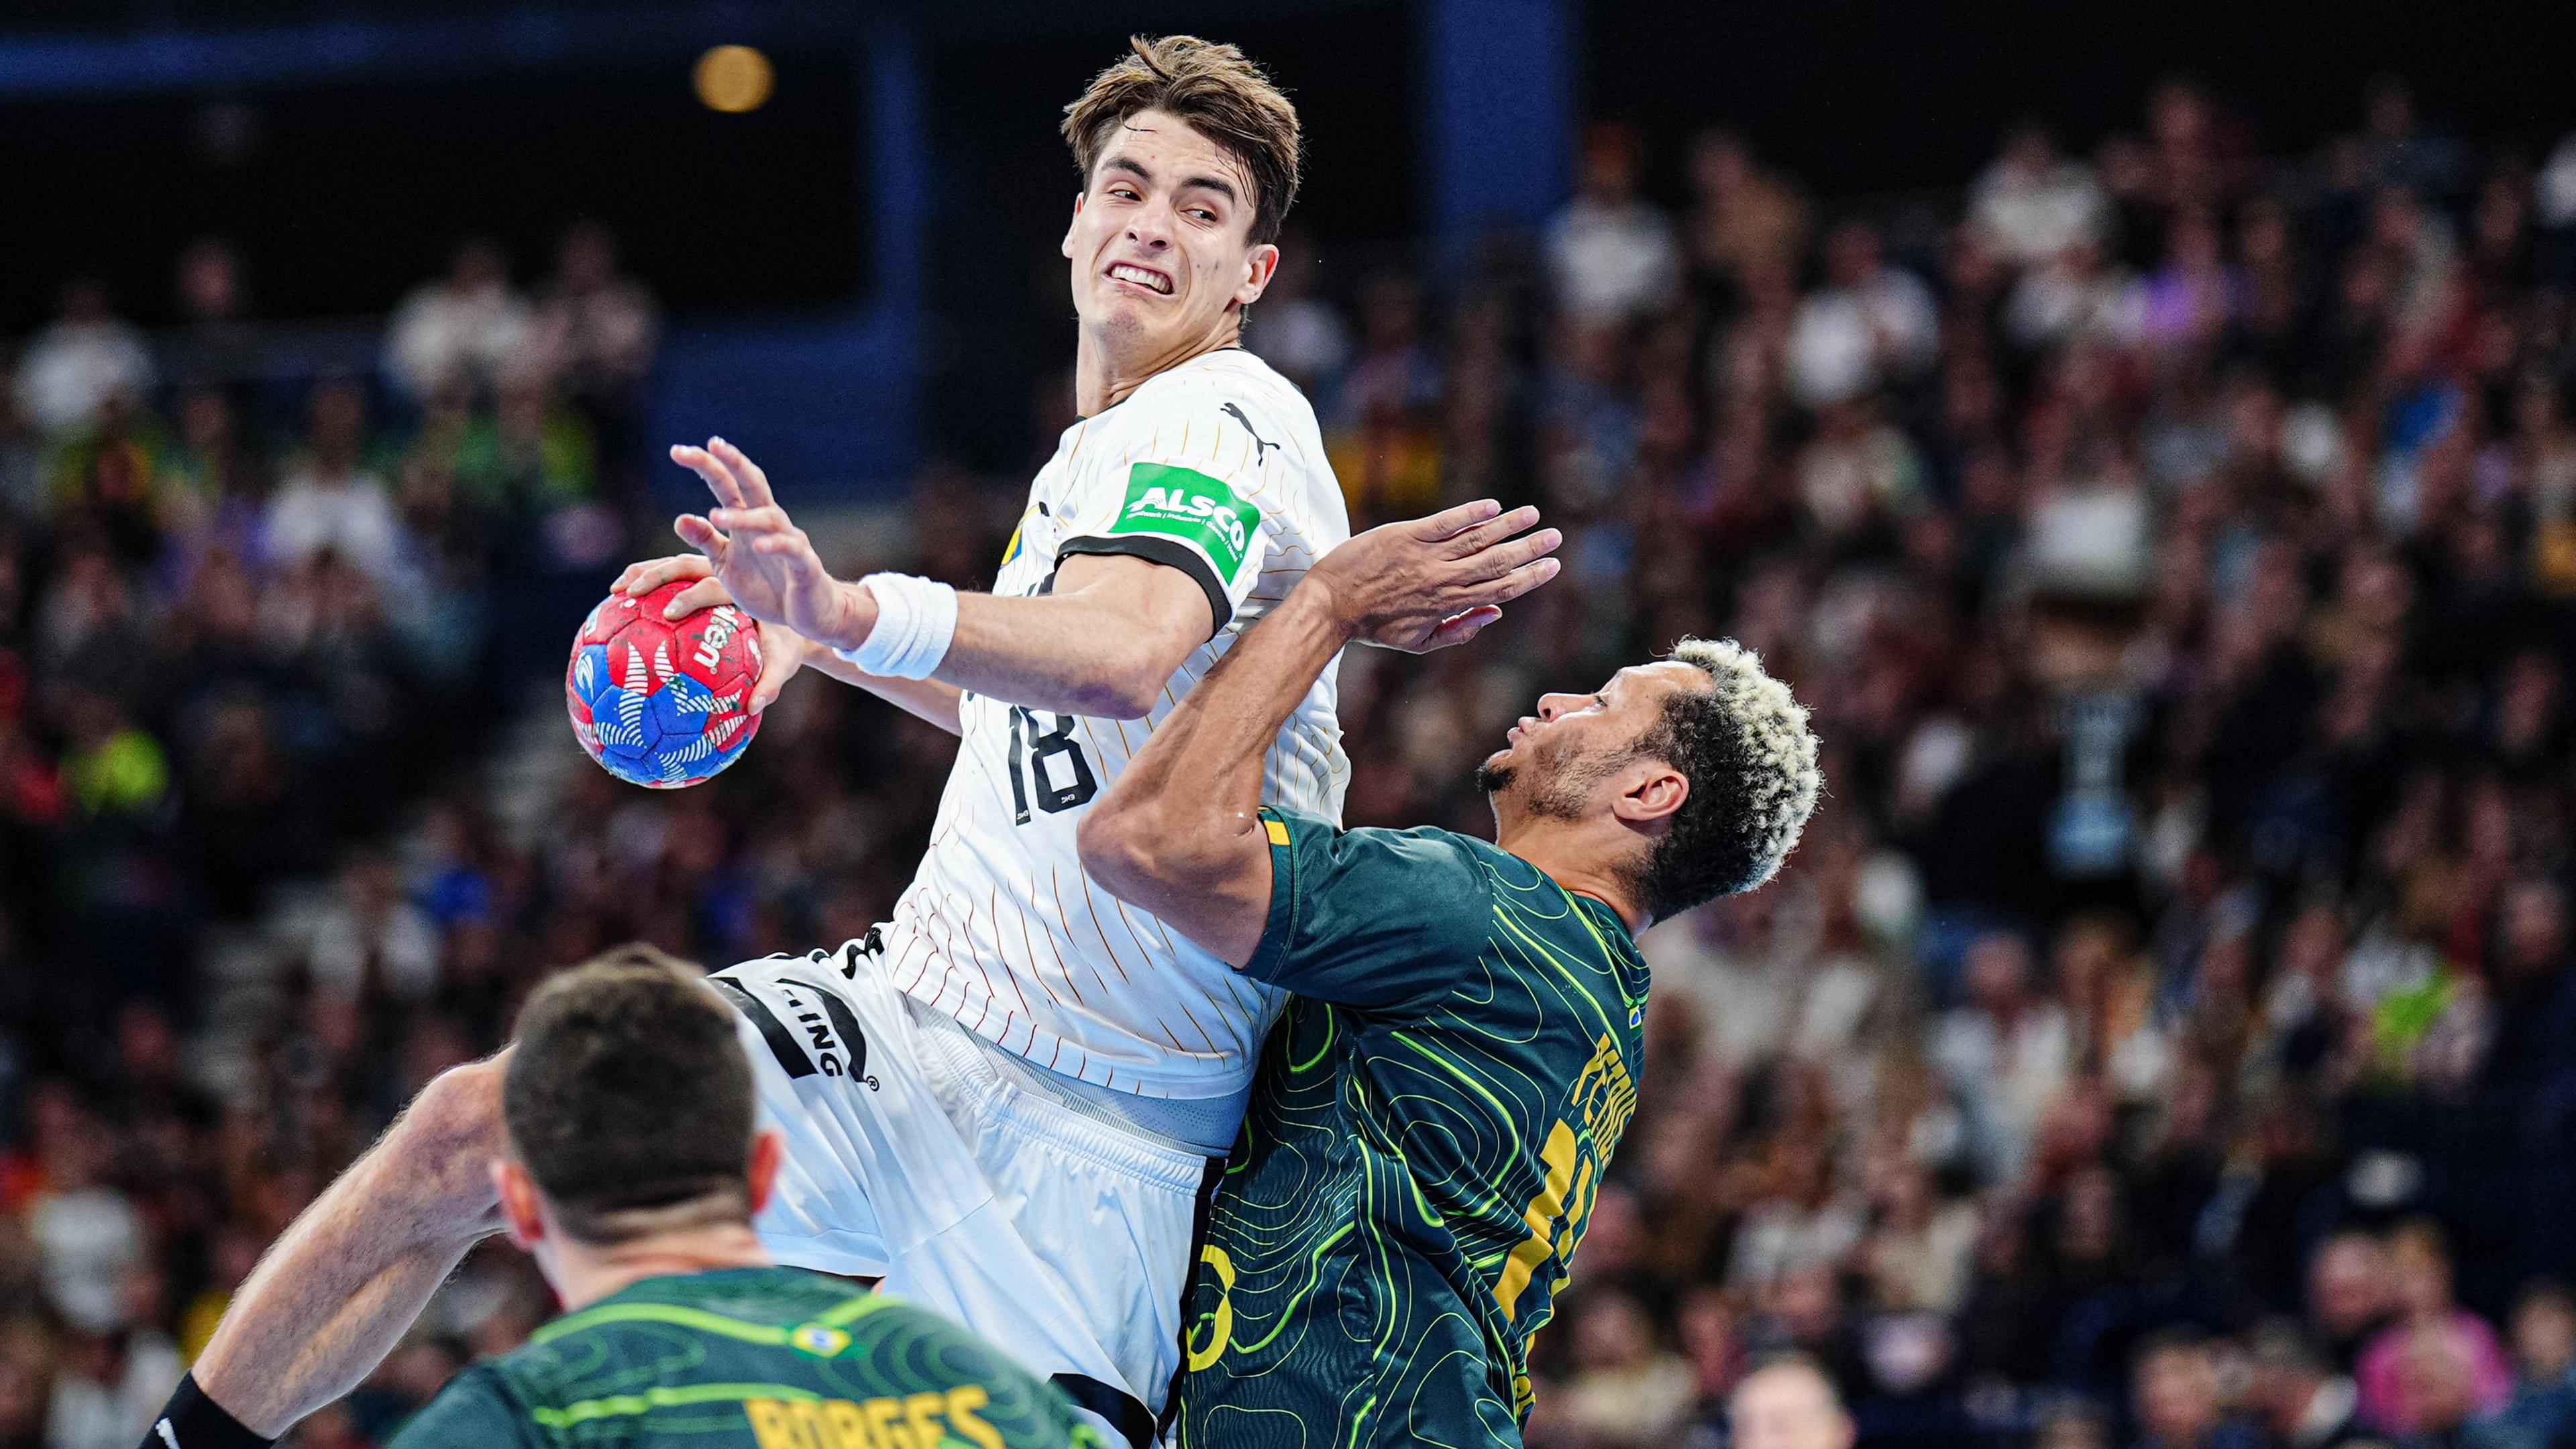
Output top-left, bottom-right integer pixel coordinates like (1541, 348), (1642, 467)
(1174, 808), (1650, 1448)
(387, 1267), (1097, 1449)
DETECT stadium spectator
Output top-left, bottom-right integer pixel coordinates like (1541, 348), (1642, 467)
(526, 220), (657, 517)
(1931, 932), (2073, 1186)
(2357, 1223), (2516, 1434)
(2246, 1320), (2371, 1449)
(1546, 121), (1682, 325)
(299, 851), (441, 1002)
(1971, 125), (2110, 268)
(2398, 1320), (2538, 1449)
(166, 238), (266, 398)
(2499, 1284), (2576, 1449)
(1686, 130), (1811, 284)
(2134, 1332), (2262, 1449)
(383, 237), (531, 399)
(262, 380), (406, 588)
(11, 282), (152, 439)
(1330, 272), (1447, 519)
(525, 221), (657, 415)
(1242, 227), (1351, 400)
(1730, 1356), (1856, 1449)
(1556, 1289), (1699, 1446)
(42, 1318), (178, 1449)
(1787, 220), (1938, 408)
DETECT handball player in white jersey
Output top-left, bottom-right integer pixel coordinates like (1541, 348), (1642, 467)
(160, 35), (1544, 1449)
(621, 38), (1342, 1443)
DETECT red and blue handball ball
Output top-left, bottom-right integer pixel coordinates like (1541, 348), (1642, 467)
(566, 580), (763, 788)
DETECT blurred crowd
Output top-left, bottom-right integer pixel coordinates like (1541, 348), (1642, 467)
(11, 66), (2576, 1449)
(0, 223), (655, 1448)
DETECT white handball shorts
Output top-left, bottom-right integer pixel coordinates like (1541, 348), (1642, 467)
(709, 936), (1221, 1449)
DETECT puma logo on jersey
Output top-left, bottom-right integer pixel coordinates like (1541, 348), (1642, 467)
(1222, 402), (1281, 466)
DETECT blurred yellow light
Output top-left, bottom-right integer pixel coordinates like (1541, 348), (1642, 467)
(695, 45), (773, 113)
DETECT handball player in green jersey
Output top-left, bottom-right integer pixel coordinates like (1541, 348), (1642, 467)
(1077, 500), (1822, 1447)
(372, 947), (1095, 1449)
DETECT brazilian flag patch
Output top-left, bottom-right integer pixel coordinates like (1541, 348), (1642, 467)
(1108, 464), (1260, 579)
(788, 1323), (851, 1358)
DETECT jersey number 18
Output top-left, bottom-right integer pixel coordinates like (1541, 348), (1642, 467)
(1005, 707), (1097, 824)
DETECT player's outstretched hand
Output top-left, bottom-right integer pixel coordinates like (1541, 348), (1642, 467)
(665, 437), (871, 651)
(613, 552), (810, 713)
(1309, 499), (1561, 653)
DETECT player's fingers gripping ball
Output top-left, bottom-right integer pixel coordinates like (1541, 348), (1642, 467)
(566, 580), (763, 788)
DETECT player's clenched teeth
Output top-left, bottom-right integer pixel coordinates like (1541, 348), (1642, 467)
(1107, 262), (1174, 294)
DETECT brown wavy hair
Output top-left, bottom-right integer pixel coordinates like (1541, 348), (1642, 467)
(1061, 35), (1303, 246)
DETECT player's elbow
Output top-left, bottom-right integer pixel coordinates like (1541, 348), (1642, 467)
(380, 1052), (512, 1234)
(1063, 676), (1163, 720)
(1063, 616), (1193, 720)
(1065, 648), (1175, 720)
(1077, 804), (1161, 902)
(1077, 800), (1214, 908)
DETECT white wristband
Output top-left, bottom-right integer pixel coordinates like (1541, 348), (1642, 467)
(835, 573), (957, 680)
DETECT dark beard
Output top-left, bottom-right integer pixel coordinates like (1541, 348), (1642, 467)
(1474, 755), (1597, 822)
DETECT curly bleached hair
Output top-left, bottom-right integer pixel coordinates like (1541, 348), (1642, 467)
(1637, 637), (1822, 920)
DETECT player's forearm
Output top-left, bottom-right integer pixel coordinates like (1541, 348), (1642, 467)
(794, 584), (1151, 726)
(1080, 586), (1346, 961)
(217, 1235), (486, 1434)
(929, 590), (1185, 718)
(798, 644), (965, 735)
(799, 554), (1205, 721)
(1130, 586), (1348, 817)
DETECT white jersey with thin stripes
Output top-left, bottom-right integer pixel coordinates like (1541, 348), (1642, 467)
(883, 347), (1351, 1099)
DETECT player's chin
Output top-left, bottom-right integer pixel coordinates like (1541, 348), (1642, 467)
(1083, 294), (1157, 335)
(1472, 751), (1514, 795)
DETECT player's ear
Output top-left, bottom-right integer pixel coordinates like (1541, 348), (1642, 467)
(1062, 193), (1085, 259)
(745, 1128), (786, 1217)
(1611, 762), (1688, 827)
(1234, 242), (1280, 309)
(493, 1159), (545, 1252)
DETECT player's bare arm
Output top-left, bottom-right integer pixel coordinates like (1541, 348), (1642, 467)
(1078, 499), (1560, 964)
(185, 1053), (512, 1437)
(627, 437), (1215, 724)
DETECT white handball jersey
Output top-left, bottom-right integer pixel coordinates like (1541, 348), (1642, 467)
(882, 347), (1351, 1099)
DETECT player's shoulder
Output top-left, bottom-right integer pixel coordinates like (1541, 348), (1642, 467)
(386, 1361), (541, 1449)
(495, 1267), (849, 1379)
(1114, 347), (1318, 444)
(1274, 810), (1497, 897)
(598, 1264), (853, 1324)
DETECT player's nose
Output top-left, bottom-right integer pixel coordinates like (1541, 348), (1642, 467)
(1535, 692), (1580, 720)
(1125, 203), (1175, 247)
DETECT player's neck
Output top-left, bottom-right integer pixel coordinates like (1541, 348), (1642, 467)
(1494, 820), (1649, 936)
(542, 1222), (775, 1311)
(1074, 312), (1241, 416)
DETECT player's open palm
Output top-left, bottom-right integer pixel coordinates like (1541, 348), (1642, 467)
(667, 437), (861, 647)
(1313, 499), (1561, 653)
